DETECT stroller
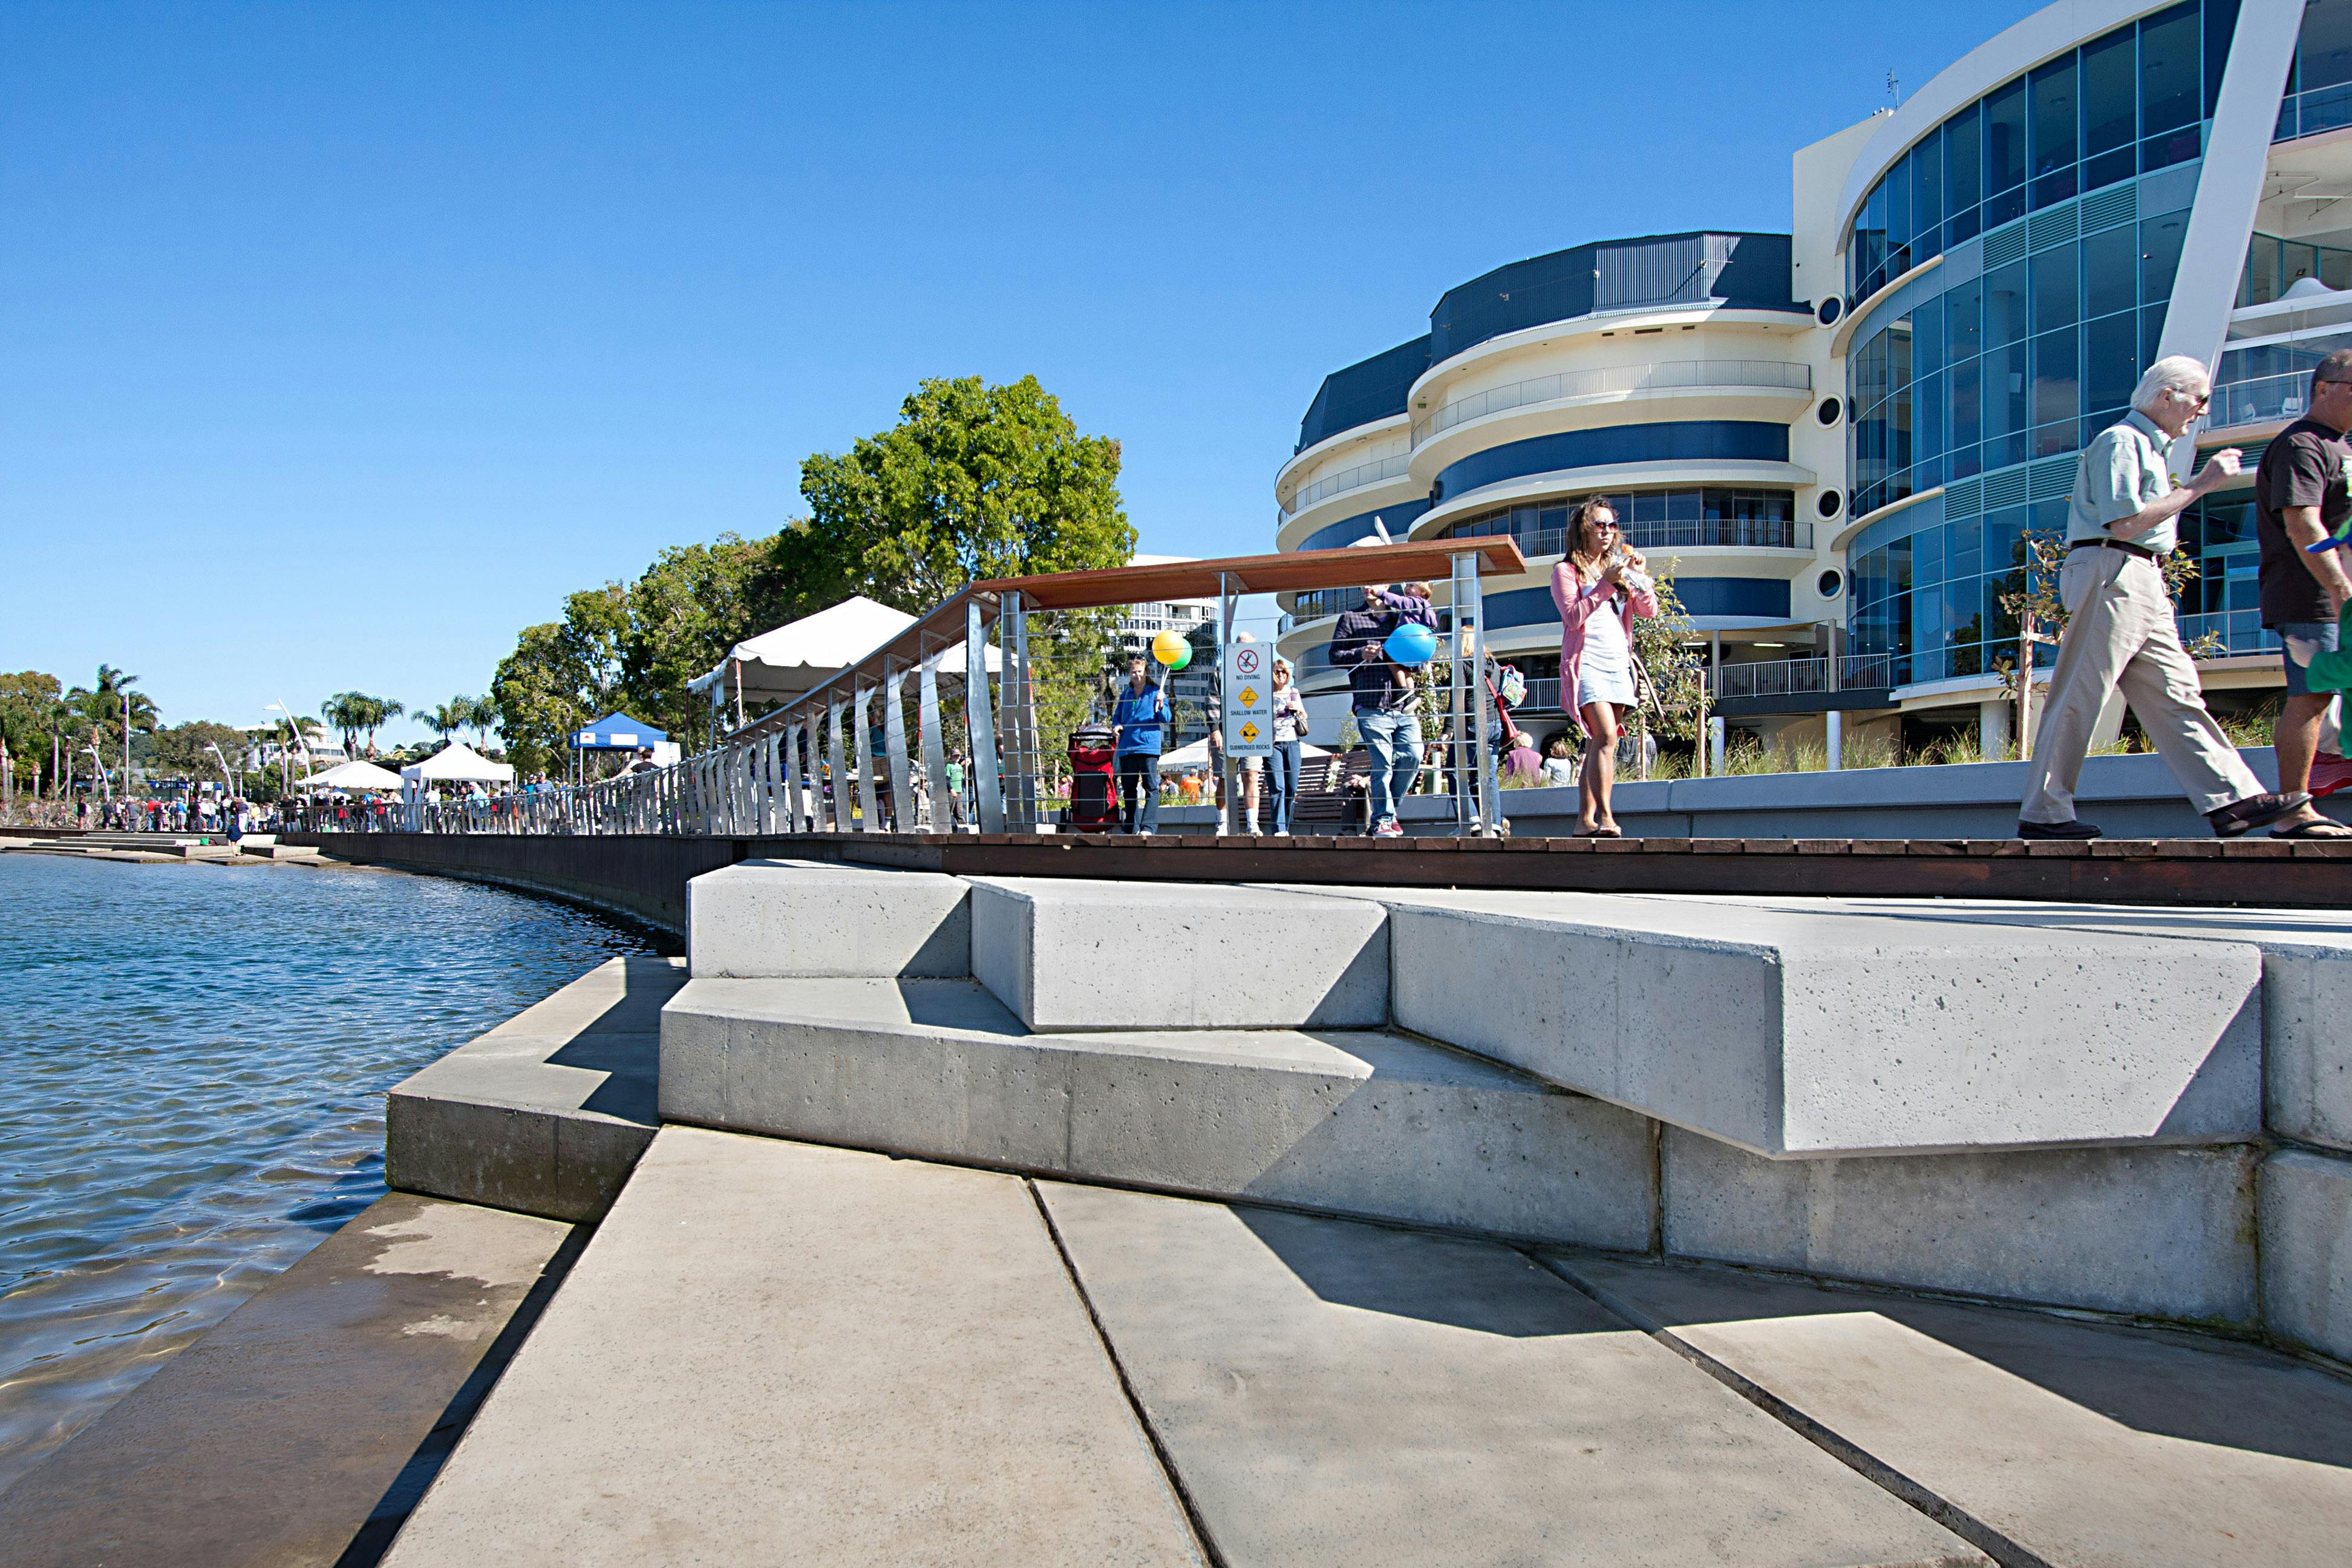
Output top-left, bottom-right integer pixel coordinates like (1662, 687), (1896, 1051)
(1067, 722), (1119, 832)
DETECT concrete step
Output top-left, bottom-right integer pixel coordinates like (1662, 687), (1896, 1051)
(1036, 1180), (1987, 1567)
(1267, 884), (2262, 1158)
(0, 1193), (575, 1568)
(379, 1128), (1204, 1567)
(659, 975), (1656, 1250)
(240, 841), (321, 860)
(686, 857), (970, 978)
(968, 875), (1388, 1031)
(1550, 1251), (2352, 1567)
(387, 956), (681, 1222)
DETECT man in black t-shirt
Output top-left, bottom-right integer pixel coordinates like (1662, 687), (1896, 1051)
(2253, 347), (2352, 836)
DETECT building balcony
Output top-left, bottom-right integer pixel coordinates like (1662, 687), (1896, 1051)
(1410, 360), (1812, 448)
(1279, 451), (1413, 521)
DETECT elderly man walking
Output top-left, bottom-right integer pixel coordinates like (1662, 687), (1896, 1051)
(2018, 355), (2308, 838)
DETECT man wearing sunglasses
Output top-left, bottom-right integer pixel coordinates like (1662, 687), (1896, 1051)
(2019, 355), (2309, 839)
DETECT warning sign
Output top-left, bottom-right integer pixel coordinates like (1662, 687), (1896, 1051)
(1223, 642), (1273, 759)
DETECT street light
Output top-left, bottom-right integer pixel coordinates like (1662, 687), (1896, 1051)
(204, 741), (238, 805)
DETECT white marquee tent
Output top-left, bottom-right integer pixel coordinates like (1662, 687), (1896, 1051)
(298, 760), (405, 793)
(690, 596), (919, 708)
(400, 740), (515, 786)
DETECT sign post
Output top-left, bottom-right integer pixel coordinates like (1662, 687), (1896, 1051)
(1224, 639), (1273, 761)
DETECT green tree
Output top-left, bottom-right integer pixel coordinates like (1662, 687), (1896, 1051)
(147, 720), (254, 780)
(619, 537), (772, 746)
(66, 665), (158, 782)
(796, 374), (1133, 612)
(0, 672), (63, 794)
(491, 584), (633, 775)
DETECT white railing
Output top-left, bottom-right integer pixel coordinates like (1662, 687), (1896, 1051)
(1411, 360), (1812, 446)
(1280, 451), (1413, 517)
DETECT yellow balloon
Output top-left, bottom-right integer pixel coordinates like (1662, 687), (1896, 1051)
(1151, 629), (1192, 669)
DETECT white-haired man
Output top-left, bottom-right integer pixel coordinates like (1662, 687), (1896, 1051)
(2018, 355), (2308, 838)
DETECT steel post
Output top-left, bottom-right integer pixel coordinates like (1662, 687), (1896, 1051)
(884, 663), (913, 832)
(966, 597), (1005, 832)
(853, 682), (882, 832)
(918, 647), (950, 831)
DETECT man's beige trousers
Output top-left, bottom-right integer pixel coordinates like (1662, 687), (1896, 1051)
(2019, 547), (2259, 825)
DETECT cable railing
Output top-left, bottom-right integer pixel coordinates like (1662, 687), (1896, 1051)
(1280, 451), (1413, 518)
(1410, 360), (1812, 445)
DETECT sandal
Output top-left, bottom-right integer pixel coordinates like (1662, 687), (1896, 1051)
(2272, 817), (2352, 838)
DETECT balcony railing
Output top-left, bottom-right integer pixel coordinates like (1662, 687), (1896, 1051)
(1281, 451), (1412, 517)
(1713, 653), (1898, 702)
(2278, 82), (2352, 145)
(1411, 360), (1812, 446)
(2177, 610), (2281, 658)
(2209, 371), (2310, 431)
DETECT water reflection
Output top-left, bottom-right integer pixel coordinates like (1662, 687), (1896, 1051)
(0, 852), (657, 1493)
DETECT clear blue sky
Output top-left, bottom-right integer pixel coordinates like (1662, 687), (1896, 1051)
(1, 0), (2039, 743)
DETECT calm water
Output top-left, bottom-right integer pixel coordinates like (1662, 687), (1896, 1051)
(0, 851), (660, 1494)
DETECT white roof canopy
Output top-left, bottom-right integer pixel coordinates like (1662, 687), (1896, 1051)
(690, 596), (918, 705)
(693, 593), (1001, 714)
(399, 740), (515, 784)
(298, 760), (405, 793)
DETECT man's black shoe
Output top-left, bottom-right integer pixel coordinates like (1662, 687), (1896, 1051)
(2207, 791), (2312, 838)
(2017, 818), (2102, 840)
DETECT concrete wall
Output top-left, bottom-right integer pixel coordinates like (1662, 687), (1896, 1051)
(292, 832), (742, 933)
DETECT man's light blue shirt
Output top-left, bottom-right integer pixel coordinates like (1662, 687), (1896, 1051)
(2067, 408), (2181, 555)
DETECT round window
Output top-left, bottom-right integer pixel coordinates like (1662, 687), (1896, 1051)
(1817, 397), (1842, 426)
(1816, 296), (1844, 325)
(1817, 569), (1844, 599)
(1817, 489), (1844, 518)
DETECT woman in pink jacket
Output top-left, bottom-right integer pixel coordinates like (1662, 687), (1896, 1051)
(1549, 497), (1657, 837)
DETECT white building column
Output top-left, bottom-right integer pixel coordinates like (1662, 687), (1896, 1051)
(1979, 697), (2012, 762)
(1826, 710), (1844, 771)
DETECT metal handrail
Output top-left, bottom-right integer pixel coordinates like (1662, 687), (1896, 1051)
(1279, 451), (1413, 517)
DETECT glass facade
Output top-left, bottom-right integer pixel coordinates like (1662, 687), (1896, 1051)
(1849, 198), (2190, 521)
(1430, 233), (1803, 364)
(1846, 1), (2228, 304)
(1431, 420), (1789, 503)
(1446, 488), (1805, 559)
(2275, 0), (2352, 141)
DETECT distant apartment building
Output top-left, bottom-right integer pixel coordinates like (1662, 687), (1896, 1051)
(1275, 0), (2347, 756)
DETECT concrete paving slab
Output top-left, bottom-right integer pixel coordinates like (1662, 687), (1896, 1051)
(970, 877), (1387, 1031)
(1035, 1181), (1986, 1567)
(1664, 1128), (2259, 1323)
(1548, 1252), (2352, 1567)
(660, 976), (1656, 1249)
(387, 956), (681, 1222)
(380, 1128), (1203, 1568)
(2260, 1146), (2352, 1363)
(686, 857), (969, 978)
(1270, 885), (2261, 1157)
(0, 1193), (574, 1568)
(1641, 895), (2352, 1155)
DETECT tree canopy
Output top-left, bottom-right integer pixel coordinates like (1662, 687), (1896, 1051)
(796, 374), (1133, 612)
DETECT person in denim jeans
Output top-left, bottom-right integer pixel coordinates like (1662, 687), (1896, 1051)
(2253, 348), (2352, 837)
(1328, 582), (1419, 836)
(1264, 657), (1307, 835)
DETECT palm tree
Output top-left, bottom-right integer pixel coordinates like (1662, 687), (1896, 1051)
(462, 694), (498, 751)
(424, 700), (466, 749)
(69, 666), (158, 785)
(359, 697), (405, 758)
(321, 693), (366, 759)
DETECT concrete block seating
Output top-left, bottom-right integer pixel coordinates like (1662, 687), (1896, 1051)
(661, 975), (1656, 1250)
(388, 955), (680, 1221)
(967, 876), (1387, 1031)
(2260, 1148), (2352, 1363)
(1273, 886), (2263, 1158)
(685, 857), (970, 978)
(1663, 1129), (2260, 1323)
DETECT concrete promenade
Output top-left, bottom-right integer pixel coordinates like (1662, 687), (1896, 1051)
(8, 853), (2352, 1565)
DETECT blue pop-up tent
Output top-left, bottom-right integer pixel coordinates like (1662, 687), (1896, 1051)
(572, 713), (667, 751)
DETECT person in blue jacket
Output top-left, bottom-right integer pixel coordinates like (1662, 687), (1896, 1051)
(1109, 654), (1172, 834)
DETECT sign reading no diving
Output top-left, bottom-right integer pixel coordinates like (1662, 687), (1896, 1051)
(1224, 643), (1272, 758)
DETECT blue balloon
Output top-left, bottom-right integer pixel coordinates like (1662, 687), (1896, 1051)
(1383, 622), (1438, 667)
